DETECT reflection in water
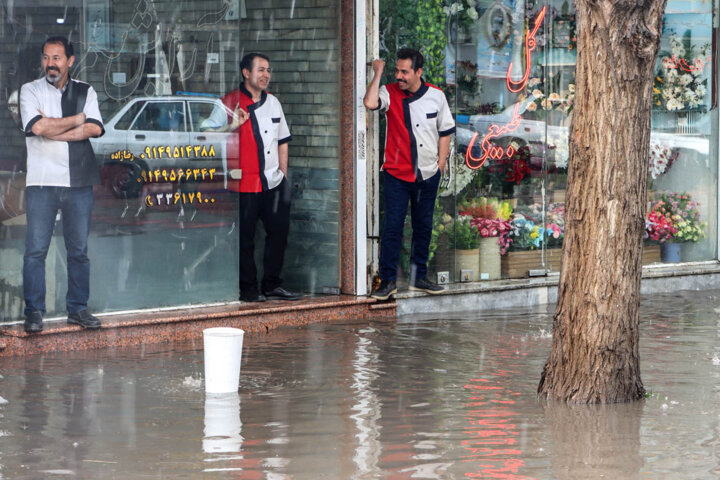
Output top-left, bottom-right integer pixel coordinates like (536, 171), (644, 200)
(203, 393), (243, 454)
(463, 340), (536, 480)
(19, 364), (50, 472)
(2, 293), (720, 477)
(60, 364), (105, 473)
(350, 327), (383, 478)
(545, 402), (643, 480)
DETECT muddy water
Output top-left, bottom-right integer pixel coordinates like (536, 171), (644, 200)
(2, 290), (720, 479)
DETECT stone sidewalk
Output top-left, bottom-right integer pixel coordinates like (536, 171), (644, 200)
(0, 295), (395, 356)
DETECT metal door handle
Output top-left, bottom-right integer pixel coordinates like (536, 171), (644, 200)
(135, 134), (146, 140)
(196, 135), (207, 141)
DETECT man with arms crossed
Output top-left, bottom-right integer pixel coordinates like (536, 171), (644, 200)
(20, 36), (104, 333)
(364, 48), (455, 300)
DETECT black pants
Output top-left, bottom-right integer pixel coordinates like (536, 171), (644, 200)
(238, 178), (291, 294)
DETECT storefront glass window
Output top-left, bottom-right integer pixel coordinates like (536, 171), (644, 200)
(648, 0), (717, 262)
(0, 0), (340, 322)
(381, 0), (717, 285)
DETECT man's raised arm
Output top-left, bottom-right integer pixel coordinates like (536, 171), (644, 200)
(363, 59), (385, 110)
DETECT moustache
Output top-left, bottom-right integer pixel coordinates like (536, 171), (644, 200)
(46, 67), (60, 74)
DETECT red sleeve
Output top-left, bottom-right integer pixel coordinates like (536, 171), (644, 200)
(220, 90), (241, 123)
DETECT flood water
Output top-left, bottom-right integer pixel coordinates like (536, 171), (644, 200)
(2, 290), (720, 479)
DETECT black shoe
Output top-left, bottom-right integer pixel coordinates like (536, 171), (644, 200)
(263, 287), (302, 301)
(240, 291), (267, 303)
(371, 280), (397, 301)
(409, 277), (445, 295)
(24, 311), (43, 333)
(67, 310), (102, 329)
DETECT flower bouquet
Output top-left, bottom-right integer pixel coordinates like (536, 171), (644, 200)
(507, 209), (565, 251)
(485, 144), (533, 192)
(460, 197), (513, 254)
(648, 192), (706, 243)
(653, 33), (710, 112)
(648, 142), (679, 179)
(645, 210), (676, 243)
(513, 62), (575, 118)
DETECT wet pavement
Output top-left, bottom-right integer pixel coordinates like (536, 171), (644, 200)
(2, 289), (720, 479)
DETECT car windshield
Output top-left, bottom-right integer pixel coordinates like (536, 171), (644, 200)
(114, 101), (144, 130)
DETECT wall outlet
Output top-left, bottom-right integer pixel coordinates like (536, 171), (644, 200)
(436, 271), (450, 285)
(460, 269), (473, 282)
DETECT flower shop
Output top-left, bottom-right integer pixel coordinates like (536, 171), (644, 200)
(381, 0), (717, 285)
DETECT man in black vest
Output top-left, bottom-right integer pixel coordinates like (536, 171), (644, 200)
(20, 36), (104, 333)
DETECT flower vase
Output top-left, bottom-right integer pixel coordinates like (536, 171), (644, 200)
(675, 111), (689, 135)
(455, 248), (480, 282)
(660, 242), (682, 263)
(478, 237), (501, 280)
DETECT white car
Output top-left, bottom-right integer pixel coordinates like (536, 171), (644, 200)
(92, 95), (233, 197)
(455, 100), (567, 169)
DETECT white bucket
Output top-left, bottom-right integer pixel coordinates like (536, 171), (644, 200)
(203, 327), (245, 394)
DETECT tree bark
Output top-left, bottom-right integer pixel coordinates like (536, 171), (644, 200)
(537, 0), (667, 403)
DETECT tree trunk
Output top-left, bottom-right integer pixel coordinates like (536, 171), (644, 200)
(537, 0), (667, 403)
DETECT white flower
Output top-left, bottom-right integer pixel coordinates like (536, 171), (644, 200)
(532, 89), (544, 98)
(528, 78), (542, 87)
(680, 74), (693, 86)
(466, 0), (476, 7)
(467, 8), (478, 19)
(666, 98), (683, 111)
(443, 2), (463, 15)
(548, 134), (569, 169)
(648, 143), (673, 179)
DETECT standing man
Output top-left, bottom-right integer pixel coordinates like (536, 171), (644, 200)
(205, 52), (301, 302)
(20, 36), (104, 333)
(364, 48), (455, 300)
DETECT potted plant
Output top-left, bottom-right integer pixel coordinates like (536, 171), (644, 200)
(438, 215), (480, 281)
(648, 191), (706, 262)
(461, 197), (513, 280)
(501, 204), (565, 277)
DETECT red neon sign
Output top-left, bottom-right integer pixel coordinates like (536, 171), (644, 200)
(465, 6), (546, 170)
(506, 6), (546, 93)
(663, 55), (712, 73)
(465, 104), (522, 169)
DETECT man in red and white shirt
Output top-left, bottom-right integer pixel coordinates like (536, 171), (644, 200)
(207, 53), (300, 302)
(364, 48), (455, 300)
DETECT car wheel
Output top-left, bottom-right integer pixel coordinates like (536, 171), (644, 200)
(104, 164), (141, 198)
